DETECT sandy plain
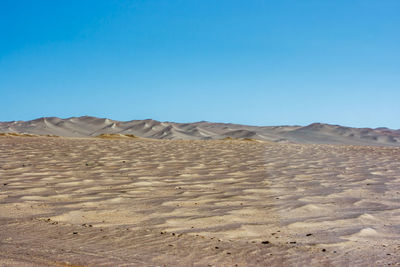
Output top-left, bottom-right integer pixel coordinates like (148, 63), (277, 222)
(0, 136), (399, 266)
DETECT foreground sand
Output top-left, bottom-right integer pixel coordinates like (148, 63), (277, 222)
(0, 137), (399, 266)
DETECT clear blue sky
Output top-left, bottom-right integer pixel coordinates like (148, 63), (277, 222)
(1, 1), (399, 128)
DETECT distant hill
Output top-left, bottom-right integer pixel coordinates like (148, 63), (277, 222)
(1, 116), (399, 146)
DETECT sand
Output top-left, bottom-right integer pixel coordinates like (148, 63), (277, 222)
(0, 136), (399, 266)
(1, 116), (400, 146)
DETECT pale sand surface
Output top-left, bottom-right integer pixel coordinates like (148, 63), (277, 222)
(0, 136), (399, 266)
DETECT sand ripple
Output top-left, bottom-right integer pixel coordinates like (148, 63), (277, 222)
(0, 137), (399, 266)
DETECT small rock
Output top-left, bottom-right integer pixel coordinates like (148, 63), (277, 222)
(306, 233), (312, 236)
(322, 249), (326, 252)
(215, 246), (219, 249)
(261, 241), (270, 244)
(73, 232), (78, 235)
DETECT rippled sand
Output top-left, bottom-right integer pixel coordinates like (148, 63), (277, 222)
(0, 136), (399, 266)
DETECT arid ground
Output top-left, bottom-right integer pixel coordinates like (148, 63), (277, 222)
(1, 136), (400, 266)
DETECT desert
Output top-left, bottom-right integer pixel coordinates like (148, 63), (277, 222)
(3, 0), (399, 265)
(1, 127), (400, 266)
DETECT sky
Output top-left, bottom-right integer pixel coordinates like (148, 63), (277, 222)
(1, 0), (399, 128)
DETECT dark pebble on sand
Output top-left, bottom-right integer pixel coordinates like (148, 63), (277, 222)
(306, 233), (312, 236)
(322, 249), (326, 252)
(261, 241), (270, 244)
(215, 246), (219, 249)
(73, 232), (78, 235)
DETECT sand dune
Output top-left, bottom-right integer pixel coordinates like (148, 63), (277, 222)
(1, 116), (399, 146)
(1, 136), (399, 266)
(96, 133), (138, 139)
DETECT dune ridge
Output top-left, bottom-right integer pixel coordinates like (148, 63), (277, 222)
(1, 116), (400, 146)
